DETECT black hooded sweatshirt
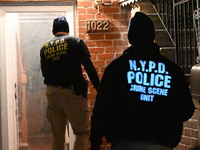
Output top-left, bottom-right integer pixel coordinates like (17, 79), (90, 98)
(90, 43), (194, 149)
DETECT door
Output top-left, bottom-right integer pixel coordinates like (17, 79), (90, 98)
(0, 4), (75, 150)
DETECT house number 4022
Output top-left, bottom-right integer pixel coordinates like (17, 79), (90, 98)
(87, 20), (109, 32)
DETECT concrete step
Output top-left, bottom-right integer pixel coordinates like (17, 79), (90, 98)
(138, 0), (176, 62)
(160, 47), (176, 62)
(138, 1), (156, 13)
(155, 30), (175, 47)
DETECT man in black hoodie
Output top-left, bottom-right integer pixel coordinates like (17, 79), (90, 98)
(90, 12), (195, 150)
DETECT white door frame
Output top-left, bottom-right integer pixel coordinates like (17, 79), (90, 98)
(0, 4), (76, 150)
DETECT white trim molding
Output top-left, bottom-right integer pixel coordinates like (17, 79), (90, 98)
(118, 0), (140, 7)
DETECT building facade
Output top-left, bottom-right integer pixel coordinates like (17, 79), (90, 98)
(0, 0), (199, 150)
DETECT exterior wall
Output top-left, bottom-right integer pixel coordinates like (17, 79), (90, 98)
(77, 0), (129, 115)
(78, 1), (129, 149)
(0, 0), (199, 150)
(174, 110), (199, 150)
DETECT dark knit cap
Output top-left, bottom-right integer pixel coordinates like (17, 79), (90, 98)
(128, 12), (155, 44)
(52, 16), (69, 35)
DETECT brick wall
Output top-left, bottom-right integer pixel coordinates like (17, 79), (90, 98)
(77, 1), (129, 149)
(174, 110), (199, 150)
(77, 0), (129, 113)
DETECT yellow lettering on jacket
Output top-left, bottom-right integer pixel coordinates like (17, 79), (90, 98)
(44, 43), (68, 57)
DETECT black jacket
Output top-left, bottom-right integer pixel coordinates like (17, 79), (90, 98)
(40, 34), (99, 91)
(90, 42), (194, 149)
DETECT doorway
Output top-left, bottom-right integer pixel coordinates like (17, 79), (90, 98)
(0, 3), (76, 150)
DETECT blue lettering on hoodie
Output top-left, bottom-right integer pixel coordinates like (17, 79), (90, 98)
(127, 60), (172, 102)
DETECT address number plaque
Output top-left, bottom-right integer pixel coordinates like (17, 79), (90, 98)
(87, 20), (109, 32)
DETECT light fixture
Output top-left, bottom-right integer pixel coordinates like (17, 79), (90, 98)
(94, 0), (113, 15)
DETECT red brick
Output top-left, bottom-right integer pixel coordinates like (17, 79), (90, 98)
(114, 40), (128, 46)
(88, 33), (105, 40)
(105, 33), (121, 39)
(185, 128), (193, 137)
(78, 27), (87, 33)
(96, 13), (112, 20)
(87, 93), (97, 99)
(89, 86), (96, 93)
(89, 99), (96, 107)
(79, 14), (95, 20)
(93, 60), (105, 66)
(112, 1), (120, 6)
(193, 129), (198, 138)
(110, 20), (129, 27)
(115, 53), (121, 58)
(79, 33), (86, 40)
(87, 8), (98, 14)
(191, 110), (200, 120)
(98, 53), (114, 60)
(89, 47), (105, 53)
(94, 66), (100, 73)
(103, 0), (112, 3)
(113, 14), (128, 19)
(79, 20), (87, 26)
(78, 8), (86, 14)
(117, 26), (129, 32)
(178, 144), (187, 150)
(106, 46), (123, 53)
(106, 59), (113, 66)
(100, 66), (106, 73)
(122, 33), (128, 39)
(90, 53), (97, 60)
(78, 1), (93, 7)
(85, 41), (95, 47)
(190, 138), (198, 147)
(109, 26), (128, 32)
(188, 120), (198, 129)
(96, 40), (113, 46)
(122, 46), (129, 50)
(181, 136), (190, 145)
(98, 73), (104, 79)
(174, 146), (179, 150)
(103, 7), (119, 13)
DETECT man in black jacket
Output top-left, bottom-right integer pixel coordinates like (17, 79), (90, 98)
(40, 16), (99, 150)
(90, 12), (194, 150)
